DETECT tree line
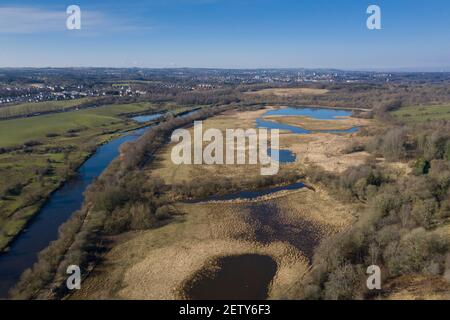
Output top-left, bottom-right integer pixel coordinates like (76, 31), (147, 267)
(296, 114), (450, 299)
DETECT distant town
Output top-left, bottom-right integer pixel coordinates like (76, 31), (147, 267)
(1, 68), (449, 106)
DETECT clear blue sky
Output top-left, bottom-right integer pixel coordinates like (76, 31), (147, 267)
(0, 0), (449, 70)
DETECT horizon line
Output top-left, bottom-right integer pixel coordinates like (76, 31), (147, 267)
(1, 66), (450, 73)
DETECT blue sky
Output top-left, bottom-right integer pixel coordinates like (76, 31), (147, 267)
(0, 0), (449, 69)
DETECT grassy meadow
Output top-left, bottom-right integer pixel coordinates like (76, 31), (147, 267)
(0, 98), (94, 120)
(0, 102), (160, 147)
(391, 104), (450, 123)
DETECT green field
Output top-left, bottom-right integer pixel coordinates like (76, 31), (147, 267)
(0, 102), (159, 147)
(0, 98), (94, 119)
(0, 102), (169, 251)
(391, 104), (450, 123)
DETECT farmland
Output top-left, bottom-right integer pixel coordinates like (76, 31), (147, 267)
(0, 98), (93, 120)
(0, 102), (161, 147)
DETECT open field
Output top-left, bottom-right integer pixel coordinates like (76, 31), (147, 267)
(0, 102), (159, 147)
(391, 104), (450, 123)
(245, 88), (329, 97)
(0, 102), (168, 251)
(0, 98), (93, 120)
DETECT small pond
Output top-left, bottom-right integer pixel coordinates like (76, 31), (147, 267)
(183, 254), (277, 300)
(268, 148), (297, 164)
(256, 107), (359, 134)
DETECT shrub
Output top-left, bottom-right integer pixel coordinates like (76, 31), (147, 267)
(413, 158), (431, 175)
(129, 203), (156, 229)
(155, 205), (175, 221)
(343, 142), (365, 154)
(380, 128), (408, 161)
(6, 183), (24, 196)
(383, 228), (448, 277)
(46, 132), (60, 138)
(411, 198), (438, 228)
(324, 263), (363, 300)
(92, 186), (128, 213)
(445, 141), (450, 161)
(23, 140), (42, 147)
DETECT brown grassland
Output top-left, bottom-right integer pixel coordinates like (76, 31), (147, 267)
(70, 187), (357, 299)
(70, 107), (372, 299)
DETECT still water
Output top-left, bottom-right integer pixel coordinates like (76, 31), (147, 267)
(183, 254), (277, 300)
(256, 107), (359, 134)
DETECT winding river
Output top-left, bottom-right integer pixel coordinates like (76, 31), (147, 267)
(0, 115), (163, 298)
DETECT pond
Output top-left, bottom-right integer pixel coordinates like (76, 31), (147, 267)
(268, 148), (297, 164)
(263, 106), (353, 119)
(256, 106), (359, 134)
(183, 254), (277, 300)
